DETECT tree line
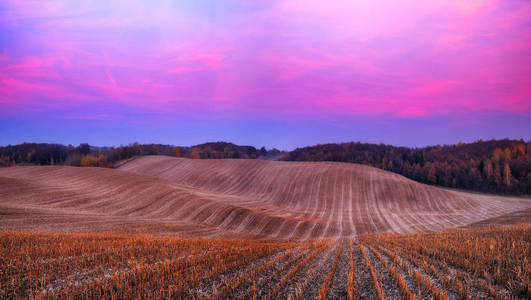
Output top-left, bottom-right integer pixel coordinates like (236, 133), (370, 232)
(0, 142), (271, 168)
(284, 139), (530, 195)
(1, 139), (529, 195)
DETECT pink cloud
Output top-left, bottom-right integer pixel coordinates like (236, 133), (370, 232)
(189, 53), (225, 69)
(65, 113), (111, 120)
(168, 66), (198, 74)
(0, 0), (529, 121)
(0, 50), (8, 61)
(399, 106), (428, 118)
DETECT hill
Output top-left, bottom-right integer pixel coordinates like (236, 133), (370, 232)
(284, 139), (531, 195)
(2, 156), (528, 239)
(1, 139), (529, 195)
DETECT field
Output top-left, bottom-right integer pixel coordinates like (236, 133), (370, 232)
(1, 224), (529, 299)
(1, 156), (530, 299)
(1, 156), (529, 238)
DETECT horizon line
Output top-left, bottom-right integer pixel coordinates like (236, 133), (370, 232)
(1, 137), (528, 152)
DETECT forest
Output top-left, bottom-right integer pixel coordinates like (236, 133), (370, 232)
(284, 139), (530, 195)
(0, 139), (529, 195)
(0, 142), (264, 168)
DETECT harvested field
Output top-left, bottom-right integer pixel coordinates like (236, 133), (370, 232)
(1, 157), (529, 299)
(1, 156), (529, 238)
(1, 223), (529, 299)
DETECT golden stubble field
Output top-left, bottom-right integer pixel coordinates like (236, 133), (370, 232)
(0, 224), (529, 299)
(1, 156), (530, 299)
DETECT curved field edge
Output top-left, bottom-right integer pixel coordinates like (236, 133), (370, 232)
(118, 156), (531, 237)
(1, 156), (529, 238)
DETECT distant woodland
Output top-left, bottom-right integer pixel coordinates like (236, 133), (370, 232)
(0, 142), (272, 168)
(0, 139), (529, 195)
(285, 140), (530, 195)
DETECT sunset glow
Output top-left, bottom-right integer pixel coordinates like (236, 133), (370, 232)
(1, 0), (530, 148)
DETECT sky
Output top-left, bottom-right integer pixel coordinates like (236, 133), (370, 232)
(0, 0), (530, 149)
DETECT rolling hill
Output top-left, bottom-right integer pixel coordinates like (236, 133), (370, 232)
(1, 156), (529, 239)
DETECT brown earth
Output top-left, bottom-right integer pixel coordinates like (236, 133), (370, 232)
(0, 156), (529, 239)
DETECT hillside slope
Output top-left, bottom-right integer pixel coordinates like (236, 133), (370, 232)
(1, 156), (529, 238)
(0, 166), (242, 237)
(118, 156), (530, 237)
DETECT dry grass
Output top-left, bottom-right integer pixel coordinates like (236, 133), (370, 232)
(362, 223), (531, 299)
(0, 231), (295, 299)
(317, 242), (343, 299)
(1, 223), (529, 299)
(360, 244), (385, 300)
(346, 240), (355, 300)
(1, 156), (530, 299)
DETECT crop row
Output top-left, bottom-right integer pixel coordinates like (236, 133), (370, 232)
(1, 223), (529, 299)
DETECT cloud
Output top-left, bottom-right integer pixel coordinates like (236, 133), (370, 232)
(0, 0), (529, 121)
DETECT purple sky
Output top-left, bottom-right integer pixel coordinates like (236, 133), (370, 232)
(1, 1), (530, 149)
